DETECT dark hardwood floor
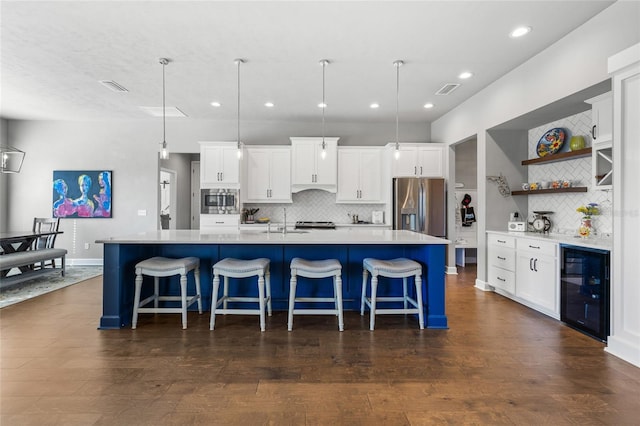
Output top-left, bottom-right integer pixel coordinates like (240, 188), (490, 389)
(1, 265), (639, 425)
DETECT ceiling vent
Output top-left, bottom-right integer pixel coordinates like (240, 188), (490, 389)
(435, 83), (460, 96)
(99, 80), (128, 92)
(139, 106), (187, 117)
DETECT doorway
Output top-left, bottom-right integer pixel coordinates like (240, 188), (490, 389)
(160, 168), (177, 230)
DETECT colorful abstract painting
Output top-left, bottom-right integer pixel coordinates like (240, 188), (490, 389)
(52, 170), (112, 218)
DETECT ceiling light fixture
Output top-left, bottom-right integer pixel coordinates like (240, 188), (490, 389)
(0, 145), (25, 173)
(159, 58), (170, 160)
(510, 26), (532, 38)
(458, 71), (473, 79)
(423, 103), (434, 109)
(265, 102), (274, 108)
(370, 103), (380, 109)
(320, 59), (330, 160)
(235, 58), (245, 159)
(210, 101), (221, 107)
(393, 60), (404, 160)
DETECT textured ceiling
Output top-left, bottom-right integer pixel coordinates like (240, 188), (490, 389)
(1, 1), (615, 123)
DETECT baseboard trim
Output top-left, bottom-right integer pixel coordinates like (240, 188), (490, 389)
(67, 258), (103, 267)
(475, 279), (492, 291)
(605, 336), (640, 368)
(446, 266), (458, 275)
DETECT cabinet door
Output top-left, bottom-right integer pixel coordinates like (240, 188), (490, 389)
(417, 146), (444, 177)
(291, 143), (316, 185)
(392, 146), (418, 177)
(592, 96), (613, 143)
(315, 142), (337, 185)
(201, 146), (221, 185)
(245, 150), (271, 201)
(336, 150), (361, 201)
(516, 252), (557, 314)
(219, 146), (240, 184)
(358, 149), (382, 201)
(268, 149), (292, 202)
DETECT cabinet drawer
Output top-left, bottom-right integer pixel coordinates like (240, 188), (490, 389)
(487, 233), (515, 248)
(489, 266), (515, 294)
(488, 246), (516, 271)
(200, 214), (240, 228)
(517, 238), (557, 256)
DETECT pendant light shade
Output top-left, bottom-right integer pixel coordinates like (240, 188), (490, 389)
(393, 60), (403, 160)
(1, 145), (25, 173)
(159, 58), (170, 160)
(319, 59), (330, 160)
(235, 58), (245, 159)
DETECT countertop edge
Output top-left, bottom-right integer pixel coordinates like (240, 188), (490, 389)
(487, 230), (611, 250)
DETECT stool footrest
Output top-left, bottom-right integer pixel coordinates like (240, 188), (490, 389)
(215, 308), (267, 316)
(367, 308), (420, 315)
(222, 296), (270, 303)
(294, 297), (338, 303)
(292, 309), (339, 315)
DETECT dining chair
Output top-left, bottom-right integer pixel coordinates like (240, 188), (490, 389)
(32, 217), (61, 267)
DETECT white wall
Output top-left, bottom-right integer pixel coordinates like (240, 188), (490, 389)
(0, 119), (8, 232)
(2, 118), (429, 261)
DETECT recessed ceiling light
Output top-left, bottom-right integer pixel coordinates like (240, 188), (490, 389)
(210, 101), (221, 107)
(510, 26), (532, 38)
(318, 102), (327, 108)
(370, 103), (380, 109)
(423, 103), (434, 109)
(458, 71), (473, 79)
(265, 102), (274, 108)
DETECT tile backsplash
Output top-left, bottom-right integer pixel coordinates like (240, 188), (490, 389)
(244, 190), (386, 225)
(527, 110), (612, 236)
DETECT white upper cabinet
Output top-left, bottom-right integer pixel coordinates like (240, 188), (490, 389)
(200, 142), (241, 188)
(390, 143), (445, 177)
(337, 147), (383, 203)
(290, 137), (338, 193)
(243, 146), (292, 203)
(585, 92), (613, 144)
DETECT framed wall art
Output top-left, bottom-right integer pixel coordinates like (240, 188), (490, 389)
(52, 170), (112, 218)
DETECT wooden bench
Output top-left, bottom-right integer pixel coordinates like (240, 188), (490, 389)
(0, 248), (67, 287)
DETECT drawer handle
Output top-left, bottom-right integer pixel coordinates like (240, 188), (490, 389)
(497, 239), (506, 243)
(497, 256), (506, 261)
(529, 245), (540, 249)
(497, 277), (506, 282)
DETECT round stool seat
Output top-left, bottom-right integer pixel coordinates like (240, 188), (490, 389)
(213, 258), (270, 277)
(291, 257), (342, 277)
(363, 258), (421, 277)
(136, 256), (199, 276)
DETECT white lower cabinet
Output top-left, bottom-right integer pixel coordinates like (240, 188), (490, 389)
(487, 232), (559, 319)
(515, 238), (558, 318)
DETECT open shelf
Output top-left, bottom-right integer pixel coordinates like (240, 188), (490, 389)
(521, 147), (592, 166)
(511, 187), (588, 196)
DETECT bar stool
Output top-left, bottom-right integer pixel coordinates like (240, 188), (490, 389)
(361, 257), (424, 331)
(132, 256), (202, 330)
(288, 257), (344, 331)
(210, 258), (272, 332)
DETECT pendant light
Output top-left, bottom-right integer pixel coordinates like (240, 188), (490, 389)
(0, 145), (25, 173)
(319, 59), (330, 160)
(235, 58), (245, 159)
(159, 58), (170, 160)
(393, 60), (403, 160)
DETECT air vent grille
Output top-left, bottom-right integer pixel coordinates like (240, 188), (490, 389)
(99, 80), (128, 92)
(435, 83), (460, 96)
(139, 106), (187, 117)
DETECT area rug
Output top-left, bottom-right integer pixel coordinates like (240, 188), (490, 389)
(0, 266), (103, 308)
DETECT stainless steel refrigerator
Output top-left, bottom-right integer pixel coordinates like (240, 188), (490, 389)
(393, 177), (446, 237)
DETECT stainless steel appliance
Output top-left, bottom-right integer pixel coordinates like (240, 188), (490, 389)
(295, 221), (336, 229)
(393, 178), (446, 237)
(200, 188), (239, 214)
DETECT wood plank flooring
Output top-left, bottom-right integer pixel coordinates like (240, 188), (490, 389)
(1, 266), (639, 425)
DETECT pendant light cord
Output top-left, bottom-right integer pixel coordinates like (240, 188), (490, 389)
(395, 61), (401, 149)
(322, 60), (326, 147)
(162, 60), (166, 145)
(237, 60), (240, 147)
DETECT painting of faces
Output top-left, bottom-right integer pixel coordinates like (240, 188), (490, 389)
(52, 170), (112, 218)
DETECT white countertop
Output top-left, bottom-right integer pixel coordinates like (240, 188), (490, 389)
(97, 229), (450, 245)
(487, 230), (611, 250)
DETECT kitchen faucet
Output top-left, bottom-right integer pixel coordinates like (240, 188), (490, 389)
(282, 207), (287, 234)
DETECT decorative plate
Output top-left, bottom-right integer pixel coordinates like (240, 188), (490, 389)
(536, 127), (566, 157)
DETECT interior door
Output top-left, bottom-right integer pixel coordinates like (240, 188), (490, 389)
(191, 161), (200, 229)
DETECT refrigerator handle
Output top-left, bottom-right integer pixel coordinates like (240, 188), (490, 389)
(418, 180), (425, 233)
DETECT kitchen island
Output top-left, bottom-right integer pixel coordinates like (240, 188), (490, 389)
(96, 229), (450, 329)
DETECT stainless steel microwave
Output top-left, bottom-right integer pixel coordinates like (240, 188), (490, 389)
(201, 189), (239, 214)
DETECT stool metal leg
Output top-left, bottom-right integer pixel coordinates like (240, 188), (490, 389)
(180, 273), (188, 329)
(288, 273), (297, 331)
(132, 273), (143, 329)
(360, 269), (368, 316)
(336, 274), (344, 332)
(154, 277), (160, 309)
(370, 274), (378, 331)
(415, 273), (424, 329)
(223, 276), (229, 311)
(210, 273), (221, 330)
(403, 277), (408, 310)
(266, 269), (272, 317)
(257, 273), (266, 332)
